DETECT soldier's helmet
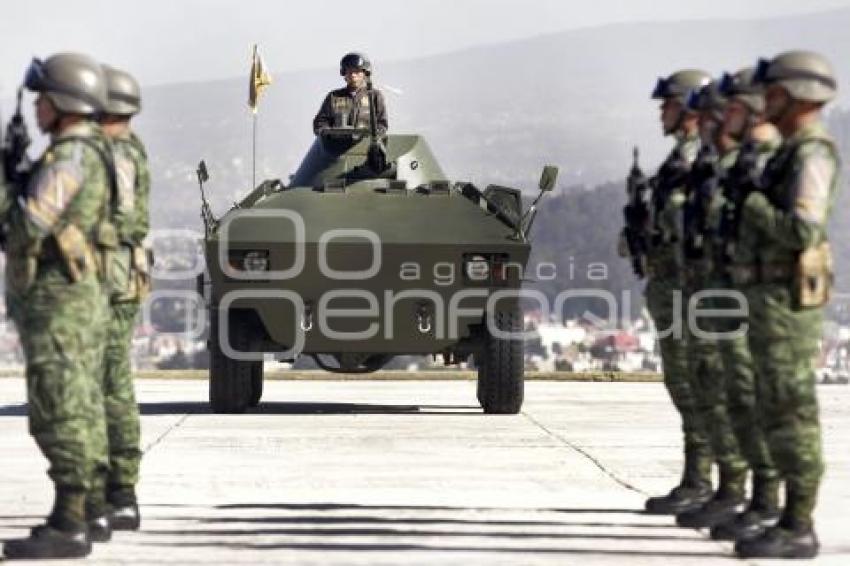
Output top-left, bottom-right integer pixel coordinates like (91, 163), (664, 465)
(102, 65), (141, 116)
(339, 52), (372, 76)
(687, 79), (727, 119)
(753, 50), (837, 103)
(652, 69), (712, 104)
(24, 52), (107, 115)
(719, 67), (764, 113)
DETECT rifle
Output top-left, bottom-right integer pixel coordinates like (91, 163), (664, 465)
(718, 142), (764, 260)
(683, 145), (719, 260)
(365, 77), (388, 173)
(649, 146), (691, 247)
(621, 147), (651, 278)
(2, 87), (32, 191)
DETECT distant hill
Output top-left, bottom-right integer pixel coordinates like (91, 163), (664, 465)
(129, 8), (850, 312)
(137, 7), (850, 230)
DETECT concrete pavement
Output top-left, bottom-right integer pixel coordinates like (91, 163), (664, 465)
(0, 378), (847, 564)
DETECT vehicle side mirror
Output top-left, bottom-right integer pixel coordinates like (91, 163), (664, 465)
(538, 165), (558, 193)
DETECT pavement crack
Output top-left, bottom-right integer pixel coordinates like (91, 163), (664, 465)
(523, 411), (647, 496)
(143, 413), (191, 454)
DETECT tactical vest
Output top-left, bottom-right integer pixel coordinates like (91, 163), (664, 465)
(6, 125), (116, 291)
(330, 89), (372, 129)
(760, 131), (838, 220)
(731, 125), (839, 304)
(644, 135), (699, 279)
(718, 138), (780, 264)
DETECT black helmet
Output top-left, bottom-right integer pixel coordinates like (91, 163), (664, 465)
(339, 52), (371, 76)
(102, 65), (141, 116)
(24, 52), (107, 115)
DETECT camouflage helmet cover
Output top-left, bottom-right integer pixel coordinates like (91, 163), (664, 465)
(24, 52), (107, 115)
(754, 50), (837, 103)
(102, 65), (141, 116)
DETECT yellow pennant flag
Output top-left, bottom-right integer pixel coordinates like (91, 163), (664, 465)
(248, 44), (272, 113)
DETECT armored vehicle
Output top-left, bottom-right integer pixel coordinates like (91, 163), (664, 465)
(198, 127), (556, 415)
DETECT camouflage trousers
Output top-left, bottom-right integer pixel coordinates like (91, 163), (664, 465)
(6, 267), (108, 492)
(101, 301), (142, 494)
(715, 300), (778, 483)
(645, 275), (712, 484)
(685, 275), (748, 490)
(747, 283), (824, 529)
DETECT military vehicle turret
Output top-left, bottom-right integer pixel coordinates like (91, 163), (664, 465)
(198, 126), (556, 415)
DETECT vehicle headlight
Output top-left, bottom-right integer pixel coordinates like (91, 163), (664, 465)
(465, 255), (490, 281)
(241, 250), (270, 272)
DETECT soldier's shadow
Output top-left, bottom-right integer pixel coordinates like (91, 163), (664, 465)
(0, 404), (26, 417)
(134, 502), (726, 558)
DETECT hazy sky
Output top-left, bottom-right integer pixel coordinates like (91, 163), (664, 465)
(2, 0), (850, 95)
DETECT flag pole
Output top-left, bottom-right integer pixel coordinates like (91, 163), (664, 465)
(248, 43), (271, 189)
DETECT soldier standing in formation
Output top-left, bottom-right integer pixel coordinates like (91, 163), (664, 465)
(642, 69), (715, 515)
(676, 80), (750, 530)
(731, 51), (839, 559)
(313, 52), (388, 136)
(627, 50), (838, 560)
(1, 53), (114, 559)
(711, 66), (783, 543)
(95, 65), (151, 535)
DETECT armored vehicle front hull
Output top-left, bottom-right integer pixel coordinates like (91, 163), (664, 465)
(202, 134), (551, 415)
(206, 186), (529, 355)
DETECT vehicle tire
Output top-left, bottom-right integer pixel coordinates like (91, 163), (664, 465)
(476, 307), (524, 414)
(248, 362), (263, 407)
(209, 312), (255, 414)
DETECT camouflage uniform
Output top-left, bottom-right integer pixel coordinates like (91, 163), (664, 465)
(735, 121), (838, 532)
(681, 144), (750, 518)
(716, 135), (783, 531)
(101, 129), (149, 505)
(644, 132), (715, 497)
(4, 121), (111, 529)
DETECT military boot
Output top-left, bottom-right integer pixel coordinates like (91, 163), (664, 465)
(86, 501), (112, 543)
(2, 488), (91, 559)
(735, 525), (819, 559)
(645, 451), (713, 515)
(735, 485), (820, 559)
(711, 474), (781, 541)
(676, 465), (747, 528)
(107, 487), (141, 531)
